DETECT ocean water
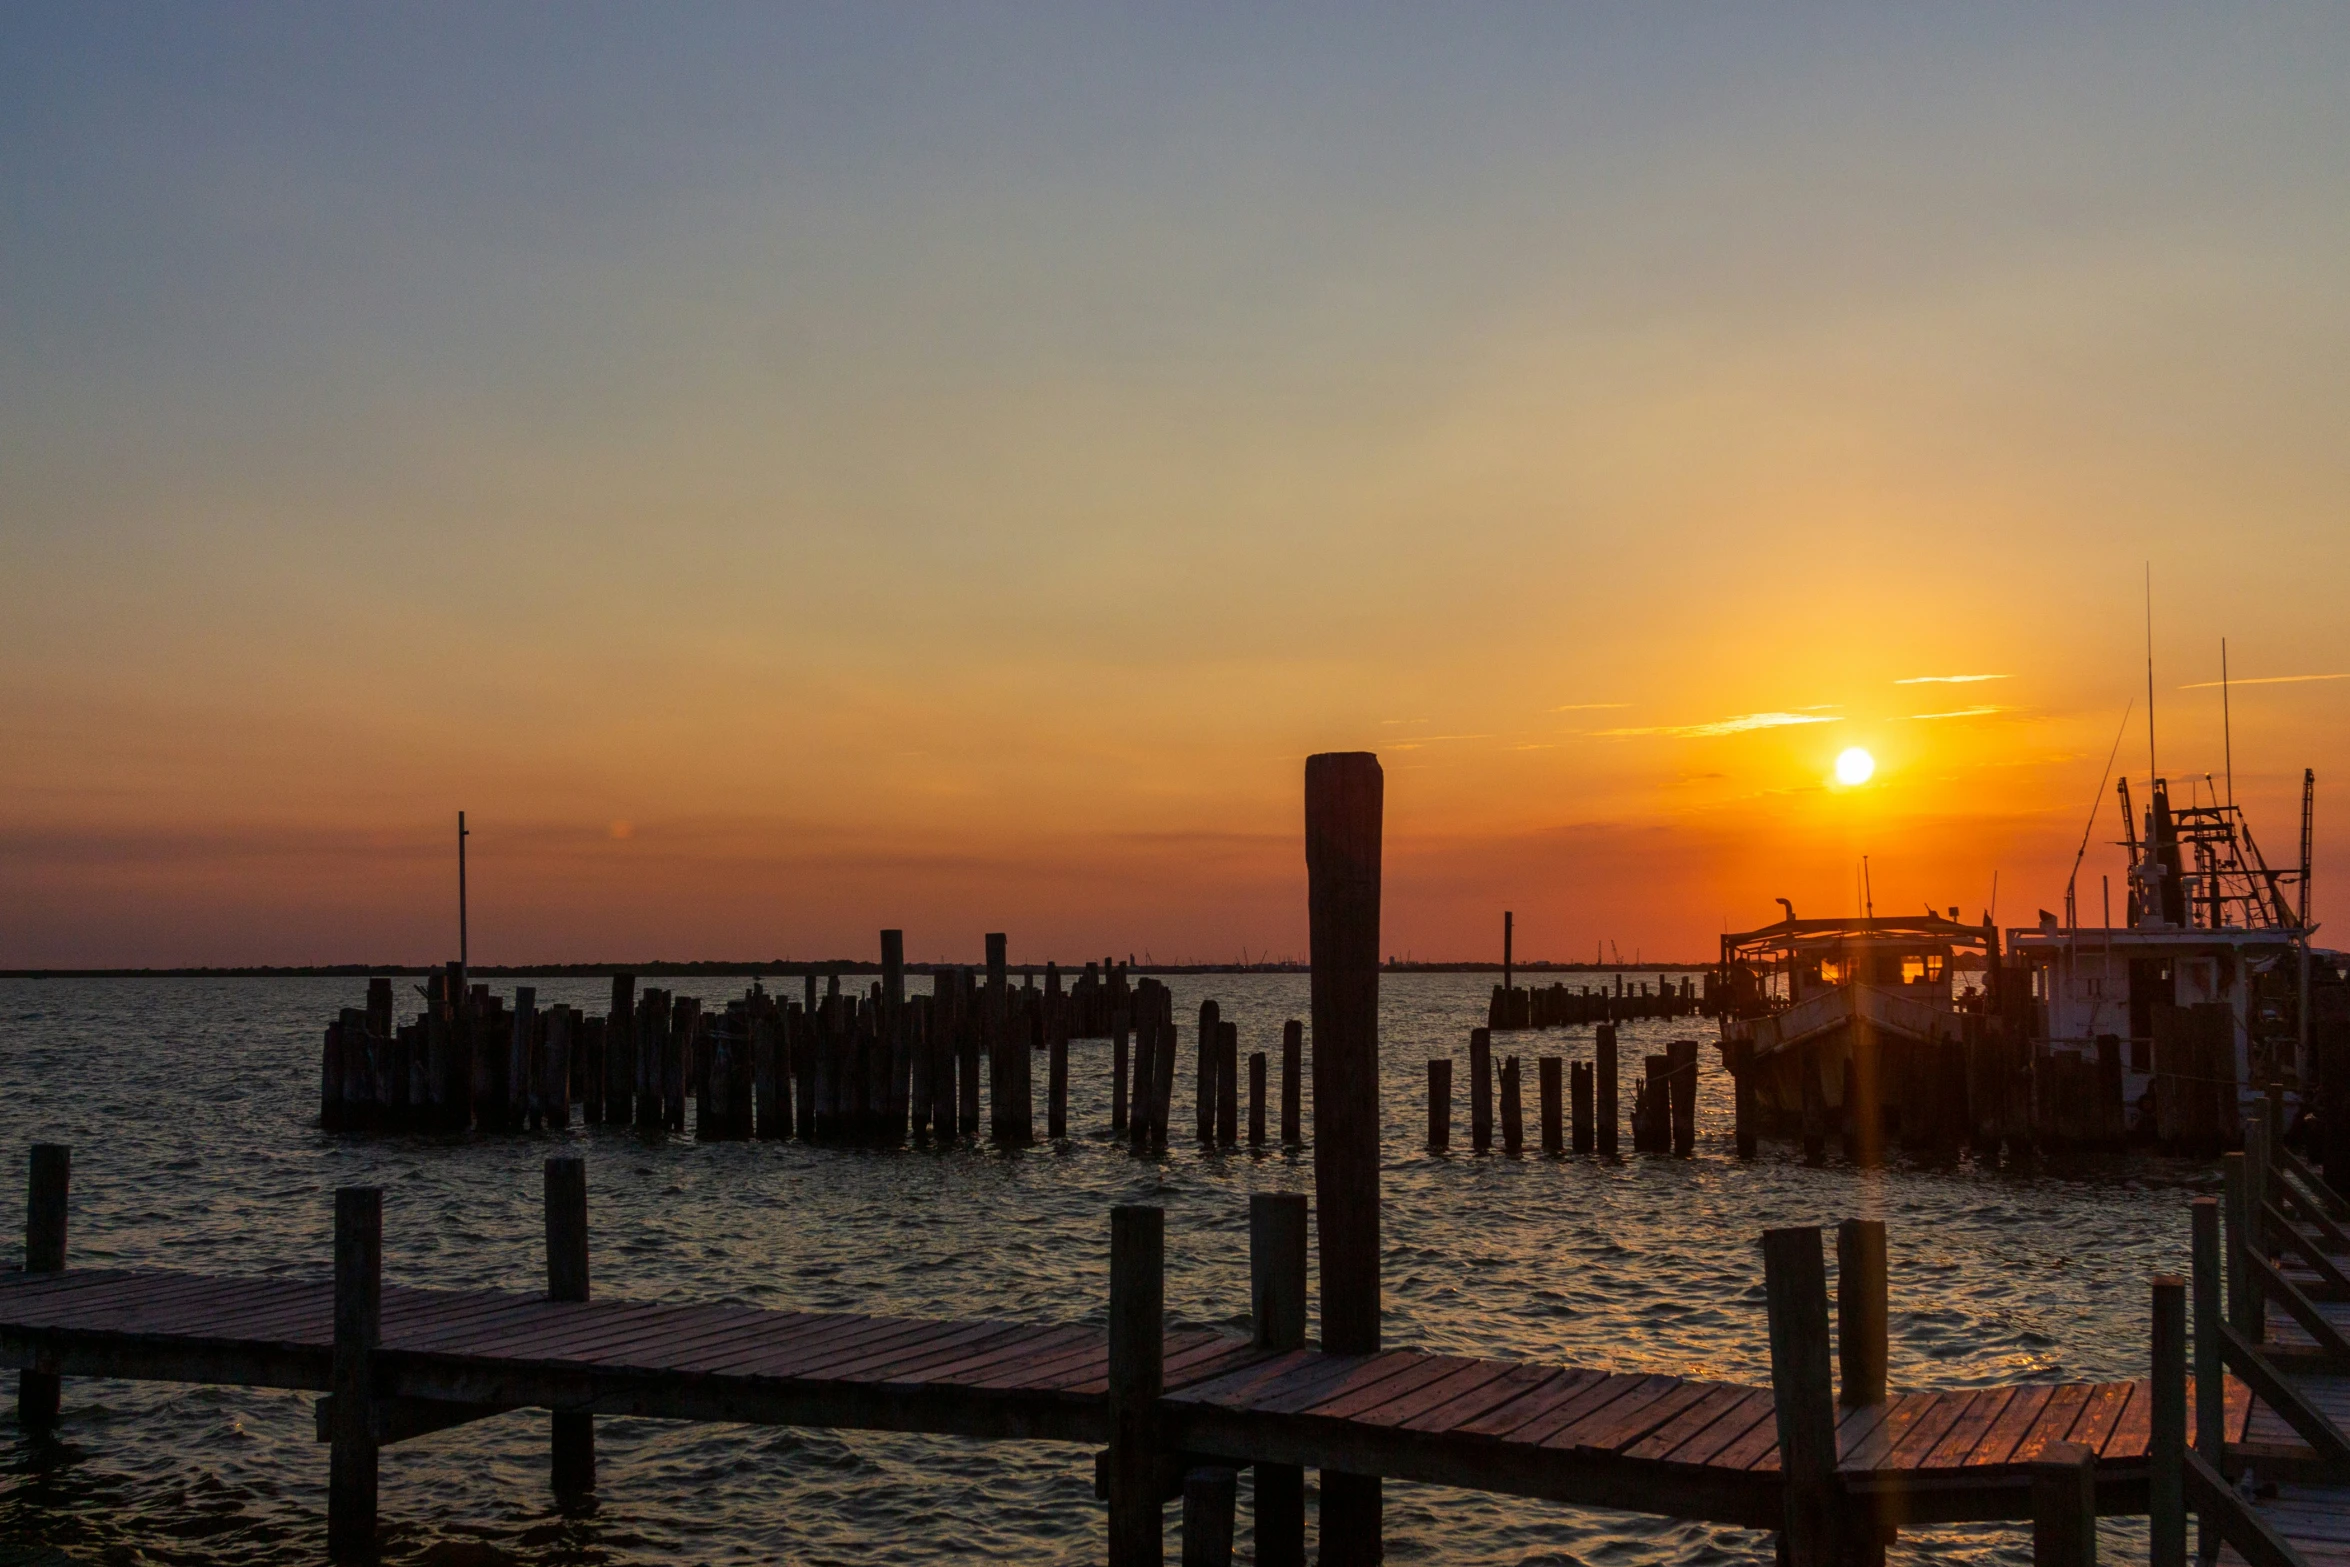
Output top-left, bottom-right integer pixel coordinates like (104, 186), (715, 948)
(0, 972), (2212, 1566)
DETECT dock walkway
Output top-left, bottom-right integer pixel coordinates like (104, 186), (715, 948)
(0, 1265), (2251, 1535)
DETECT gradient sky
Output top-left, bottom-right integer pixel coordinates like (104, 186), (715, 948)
(5, 5), (2347, 967)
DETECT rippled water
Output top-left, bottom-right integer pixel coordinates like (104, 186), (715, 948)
(0, 973), (2213, 1565)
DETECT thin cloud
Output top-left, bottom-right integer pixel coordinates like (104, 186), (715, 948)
(1895, 674), (2009, 685)
(1903, 705), (2009, 721)
(1550, 702), (1631, 712)
(2179, 672), (2349, 689)
(1597, 711), (1842, 738)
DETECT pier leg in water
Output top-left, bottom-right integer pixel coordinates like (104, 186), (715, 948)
(1571, 1060), (1593, 1154)
(1596, 1025), (1619, 1157)
(1469, 1028), (1493, 1153)
(1763, 1226), (1839, 1567)
(1182, 1468), (1237, 1567)
(1427, 1059), (1451, 1151)
(1250, 1194), (1308, 1567)
(329, 1188), (382, 1561)
(1049, 1031), (1068, 1141)
(2151, 1274), (2187, 1567)
(1217, 1021), (1239, 1148)
(1108, 1205), (1165, 1567)
(1306, 751), (1383, 1564)
(1539, 1057), (1562, 1155)
(2190, 1198), (2223, 1564)
(1281, 1019), (1303, 1146)
(2030, 1442), (2097, 1567)
(1836, 1219), (1887, 1409)
(1501, 1056), (1522, 1155)
(547, 1156), (594, 1506)
(18, 1144), (67, 1432)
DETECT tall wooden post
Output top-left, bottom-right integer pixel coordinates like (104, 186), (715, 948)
(2030, 1442), (2098, 1567)
(1307, 751), (1382, 1563)
(546, 1156), (593, 1503)
(1596, 1024), (1619, 1156)
(1217, 1020), (1240, 1148)
(1763, 1226), (1839, 1567)
(1503, 910), (1513, 993)
(2151, 1273), (2186, 1567)
(881, 929), (905, 1007)
(1108, 1205), (1165, 1567)
(1539, 1057), (1563, 1155)
(1251, 1193), (1309, 1567)
(2222, 1152), (2254, 1338)
(1836, 1219), (1888, 1408)
(1281, 1019), (1303, 1146)
(1500, 1056), (1523, 1155)
(1197, 1000), (1221, 1145)
(329, 1187), (382, 1560)
(1469, 1028), (1494, 1153)
(1428, 1059), (1452, 1151)
(2190, 1196), (2224, 1564)
(18, 1143), (67, 1431)
(1571, 1059), (1594, 1153)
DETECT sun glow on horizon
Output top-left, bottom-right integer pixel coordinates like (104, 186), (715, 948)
(1834, 748), (1877, 787)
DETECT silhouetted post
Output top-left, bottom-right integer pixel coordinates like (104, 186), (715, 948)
(1668, 1039), (1697, 1155)
(1197, 1000), (1221, 1145)
(1539, 1057), (1563, 1155)
(1251, 1193), (1308, 1567)
(1503, 910), (1513, 993)
(881, 929), (905, 1007)
(1763, 1226), (1839, 1567)
(2222, 1152), (2253, 1337)
(1108, 1205), (1165, 1567)
(18, 1144), (67, 1431)
(2191, 1197), (2224, 1563)
(1281, 1019), (1303, 1146)
(545, 1156), (593, 1503)
(1501, 1056), (1523, 1155)
(1306, 751), (1382, 1563)
(1428, 1059), (1452, 1151)
(1596, 1024), (1619, 1156)
(2030, 1443), (2097, 1567)
(329, 1187), (382, 1560)
(1470, 1027), (1493, 1152)
(1248, 1052), (1267, 1147)
(1571, 1060), (1594, 1153)
(1836, 1219), (1887, 1407)
(1113, 1008), (1131, 1134)
(2151, 1274), (2186, 1567)
(1217, 1020), (1239, 1148)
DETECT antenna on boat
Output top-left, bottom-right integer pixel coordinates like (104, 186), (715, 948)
(2221, 638), (2235, 813)
(457, 809), (470, 973)
(2144, 564), (2158, 784)
(1862, 856), (1874, 920)
(2065, 701), (2134, 931)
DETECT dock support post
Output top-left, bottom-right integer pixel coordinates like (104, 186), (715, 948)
(1763, 1226), (1839, 1567)
(1571, 1060), (1593, 1153)
(1197, 1000), (1221, 1146)
(1281, 1020), (1303, 1147)
(18, 1143), (67, 1432)
(546, 1156), (593, 1505)
(2029, 1442), (2097, 1567)
(2189, 1197), (2223, 1563)
(1539, 1058), (1563, 1155)
(1469, 1028), (1492, 1152)
(1427, 1059), (1451, 1151)
(1836, 1219), (1888, 1409)
(1596, 1025), (1619, 1156)
(1248, 1052), (1267, 1148)
(2151, 1273), (2187, 1567)
(2222, 1152), (2257, 1340)
(1250, 1192), (1308, 1567)
(329, 1187), (382, 1561)
(1182, 1468), (1237, 1567)
(1501, 1056), (1522, 1155)
(1306, 751), (1383, 1565)
(1050, 1032), (1069, 1141)
(1108, 1204), (1165, 1567)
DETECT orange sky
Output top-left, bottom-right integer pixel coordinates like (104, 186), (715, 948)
(4, 9), (2347, 967)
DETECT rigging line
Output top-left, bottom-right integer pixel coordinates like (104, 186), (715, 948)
(2222, 637), (2235, 813)
(2145, 563), (2159, 783)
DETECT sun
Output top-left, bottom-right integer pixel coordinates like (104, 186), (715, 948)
(1834, 747), (1876, 786)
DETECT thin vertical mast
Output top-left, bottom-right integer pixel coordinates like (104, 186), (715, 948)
(2222, 639), (2234, 813)
(458, 811), (469, 971)
(2144, 564), (2157, 784)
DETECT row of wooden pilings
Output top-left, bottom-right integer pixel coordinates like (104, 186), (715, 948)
(320, 950), (1313, 1154)
(1486, 974), (1714, 1030)
(1429, 1027), (1709, 1156)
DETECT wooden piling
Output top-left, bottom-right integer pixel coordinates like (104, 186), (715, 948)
(1836, 1219), (1887, 1408)
(1596, 1024), (1619, 1157)
(1571, 1060), (1593, 1153)
(2029, 1442), (2097, 1567)
(2222, 1152), (2254, 1338)
(546, 1157), (593, 1502)
(1667, 1039), (1697, 1155)
(1108, 1205), (1165, 1567)
(1216, 1021), (1239, 1148)
(1539, 1057), (1563, 1155)
(1112, 1008), (1131, 1134)
(1306, 751), (1382, 1564)
(1248, 1052), (1266, 1147)
(1049, 1028), (1069, 1141)
(328, 1187), (381, 1561)
(1197, 1000), (1221, 1145)
(1249, 1191), (1309, 1567)
(1130, 994), (1158, 1153)
(1281, 1019), (1302, 1147)
(2190, 1197), (2222, 1562)
(1763, 1226), (1839, 1567)
(18, 1143), (67, 1431)
(1470, 1027), (1493, 1153)
(1182, 1468), (1236, 1567)
(1501, 1056), (1522, 1155)
(2151, 1273), (2186, 1567)
(1428, 1058), (1451, 1151)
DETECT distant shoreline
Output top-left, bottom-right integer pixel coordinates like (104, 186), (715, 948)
(2, 959), (1713, 979)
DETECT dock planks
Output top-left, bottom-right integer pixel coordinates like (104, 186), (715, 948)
(0, 1267), (2267, 1533)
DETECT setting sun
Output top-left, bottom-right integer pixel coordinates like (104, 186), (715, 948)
(1835, 747), (1877, 786)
